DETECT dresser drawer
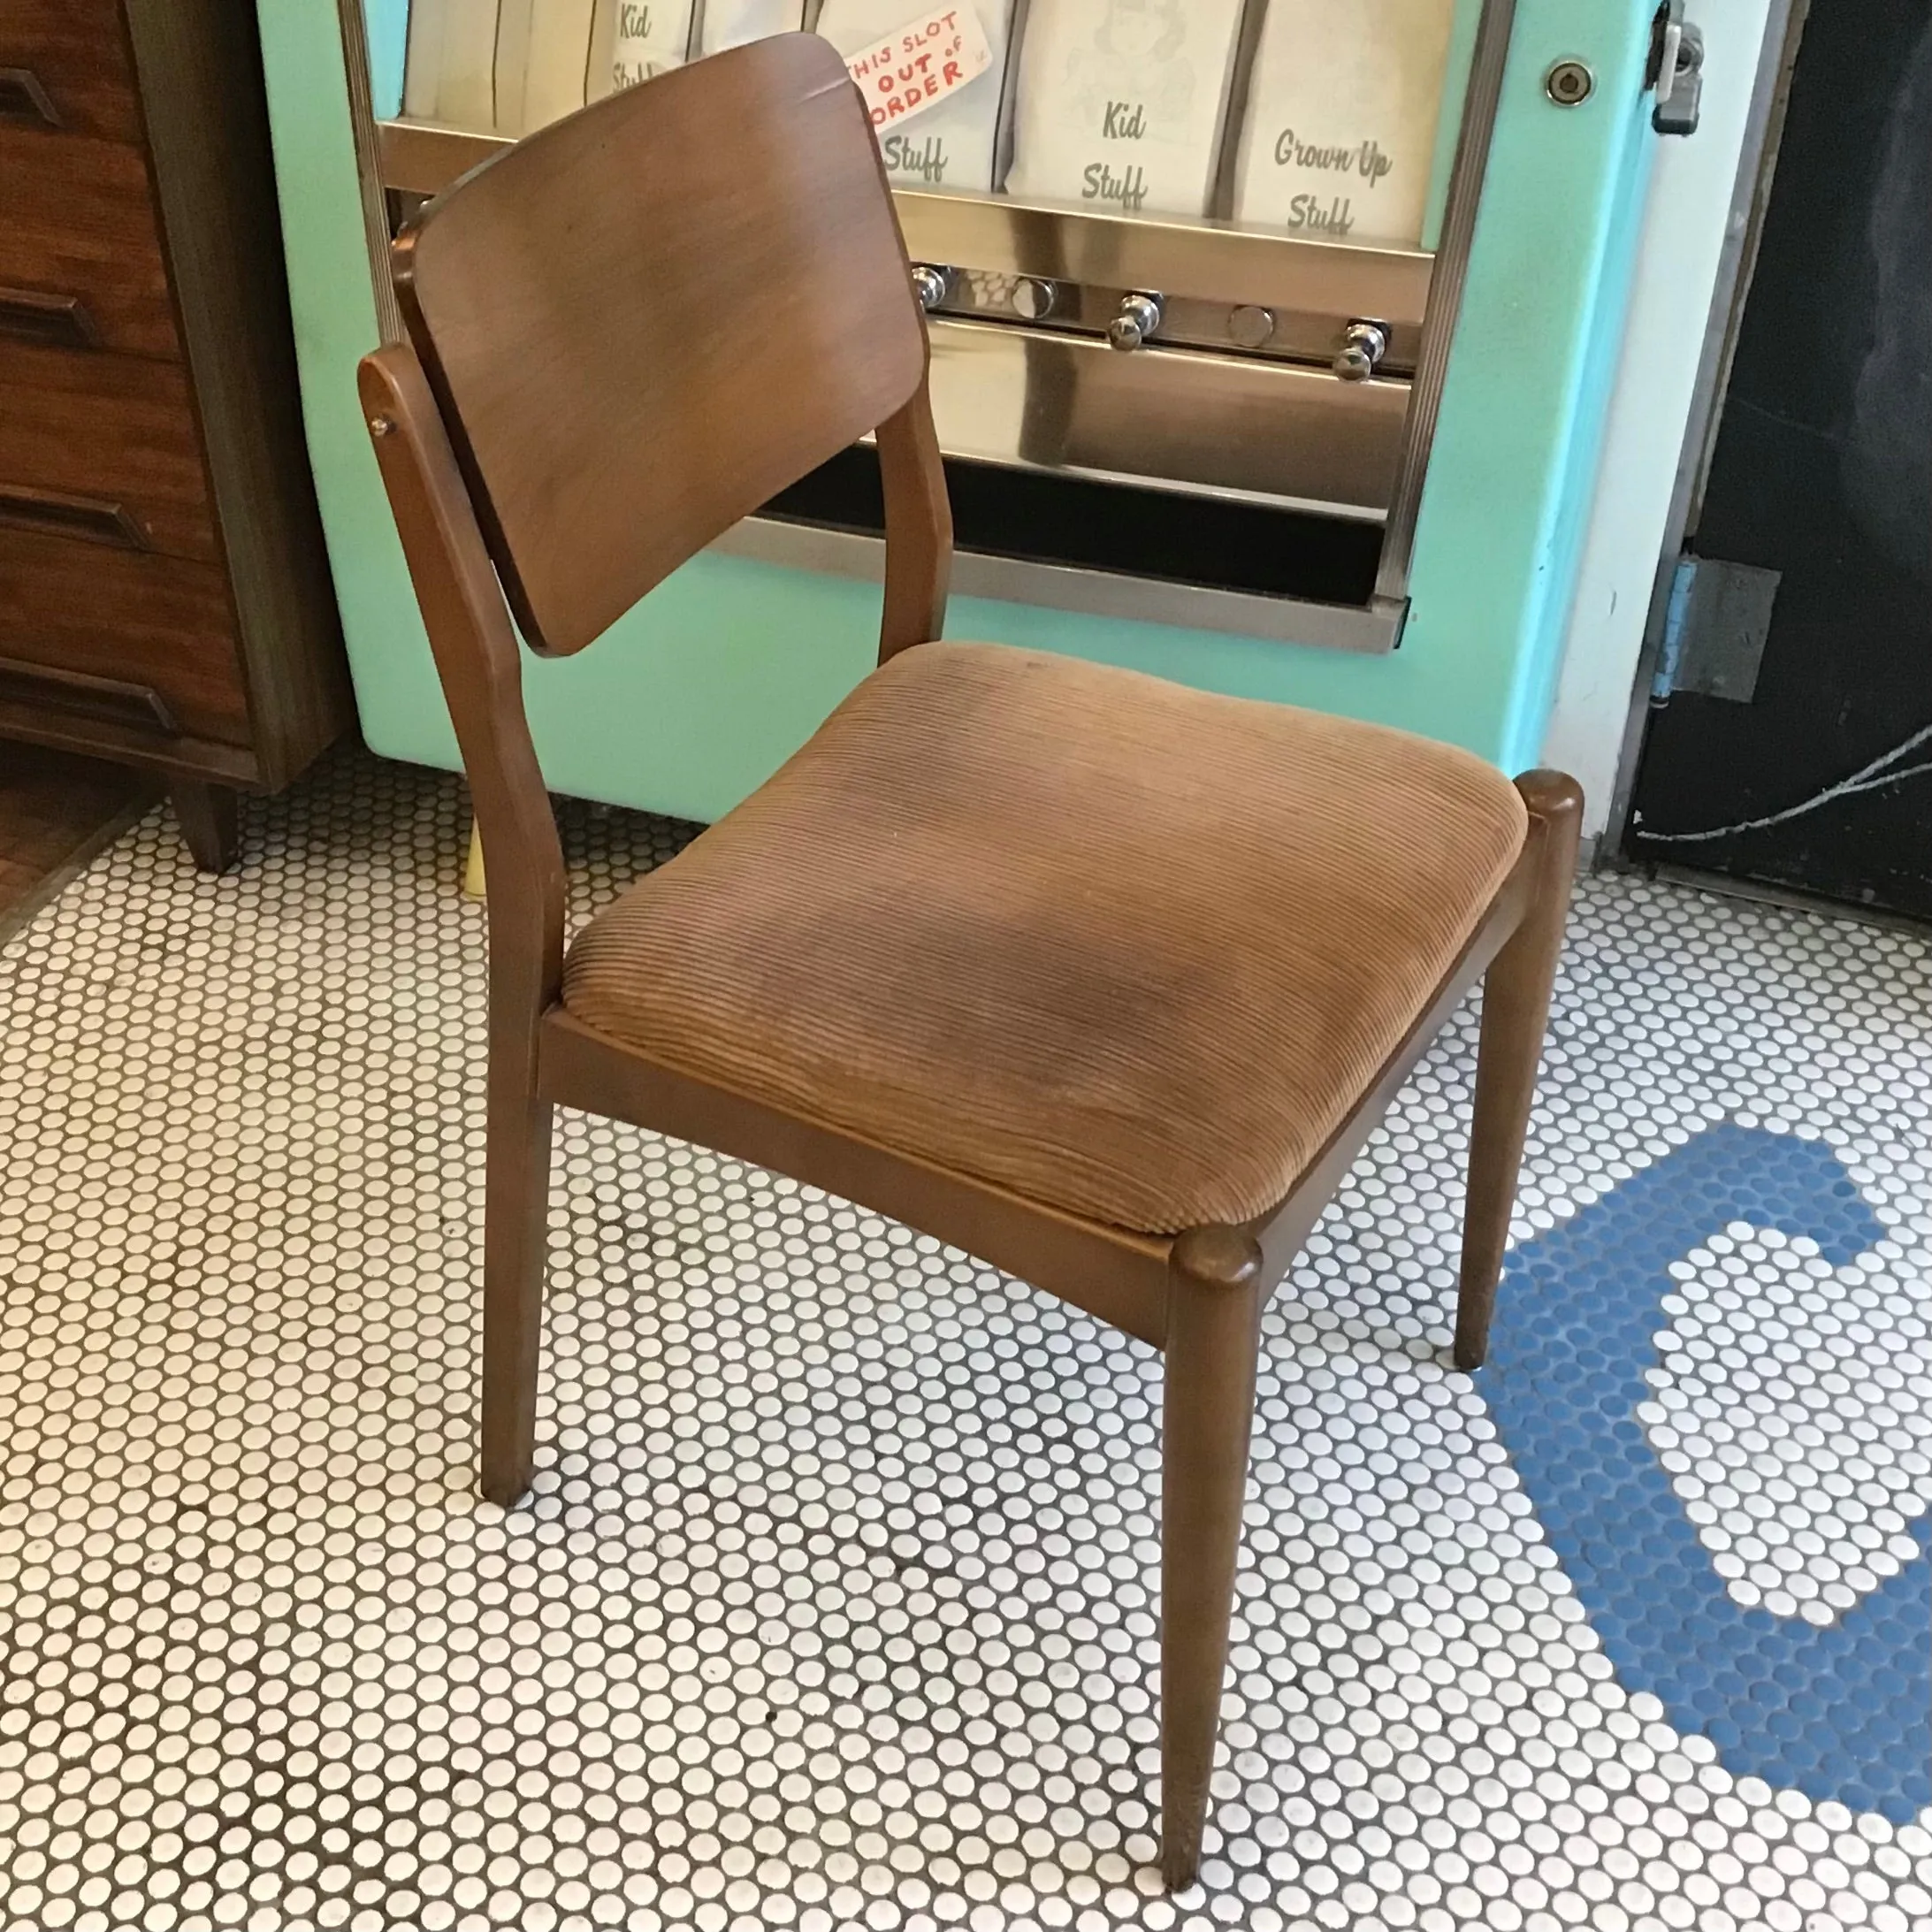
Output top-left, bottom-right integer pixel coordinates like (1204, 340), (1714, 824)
(0, 342), (218, 562)
(0, 126), (177, 358)
(0, 530), (248, 745)
(0, 0), (142, 143)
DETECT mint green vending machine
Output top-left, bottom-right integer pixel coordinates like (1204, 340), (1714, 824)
(261, 0), (1697, 825)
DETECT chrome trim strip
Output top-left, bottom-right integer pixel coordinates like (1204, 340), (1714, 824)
(373, 118), (1436, 326)
(922, 317), (1407, 516)
(334, 0), (403, 346)
(710, 517), (1408, 656)
(897, 194), (1433, 327)
(1373, 0), (1522, 603)
(378, 118), (505, 199)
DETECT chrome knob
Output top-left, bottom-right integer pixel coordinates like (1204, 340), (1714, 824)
(911, 263), (952, 312)
(1333, 318), (1390, 382)
(1108, 291), (1165, 352)
(1012, 276), (1057, 322)
(1227, 304), (1277, 351)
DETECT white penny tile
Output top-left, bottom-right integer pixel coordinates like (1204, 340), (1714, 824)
(0, 751), (1926, 1932)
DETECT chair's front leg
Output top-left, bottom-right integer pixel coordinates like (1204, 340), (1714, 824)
(1455, 769), (1585, 1370)
(1161, 1226), (1265, 1891)
(481, 1074), (554, 1505)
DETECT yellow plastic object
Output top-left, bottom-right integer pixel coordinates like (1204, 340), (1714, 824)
(462, 821), (487, 901)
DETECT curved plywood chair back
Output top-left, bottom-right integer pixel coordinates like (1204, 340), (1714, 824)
(394, 33), (928, 658)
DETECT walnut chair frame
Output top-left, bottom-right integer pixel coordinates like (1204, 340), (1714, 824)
(358, 35), (1582, 1890)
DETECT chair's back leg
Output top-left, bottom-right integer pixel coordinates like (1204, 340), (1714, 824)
(481, 1078), (554, 1505)
(1455, 769), (1585, 1370)
(1160, 1226), (1266, 1891)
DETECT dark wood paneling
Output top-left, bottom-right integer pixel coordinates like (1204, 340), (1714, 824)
(0, 0), (352, 834)
(0, 741), (153, 932)
(122, 0), (351, 788)
(0, 0), (143, 142)
(0, 528), (249, 744)
(0, 698), (256, 786)
(0, 341), (218, 561)
(0, 126), (179, 359)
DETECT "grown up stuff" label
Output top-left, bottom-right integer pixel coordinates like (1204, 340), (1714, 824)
(1232, 0), (1456, 247)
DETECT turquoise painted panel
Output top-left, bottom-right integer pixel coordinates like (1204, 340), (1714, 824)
(1405, 0), (1661, 774)
(1420, 0), (1484, 252)
(256, 0), (446, 770)
(263, 1), (1659, 823)
(1494, 24), (1661, 768)
(365, 0), (408, 118)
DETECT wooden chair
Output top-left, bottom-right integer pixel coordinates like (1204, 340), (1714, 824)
(359, 34), (1582, 1890)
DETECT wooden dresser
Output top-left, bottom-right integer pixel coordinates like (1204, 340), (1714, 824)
(0, 0), (350, 872)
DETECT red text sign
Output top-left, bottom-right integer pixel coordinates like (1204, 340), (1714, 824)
(844, 8), (995, 130)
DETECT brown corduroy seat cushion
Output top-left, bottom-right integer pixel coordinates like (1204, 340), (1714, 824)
(562, 643), (1528, 1234)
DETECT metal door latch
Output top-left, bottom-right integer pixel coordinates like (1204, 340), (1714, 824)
(1333, 320), (1390, 382)
(1648, 0), (1705, 136)
(1108, 292), (1165, 352)
(911, 263), (953, 312)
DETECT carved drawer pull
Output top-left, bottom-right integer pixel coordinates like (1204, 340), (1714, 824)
(0, 286), (101, 351)
(0, 654), (179, 737)
(0, 484), (150, 551)
(0, 67), (62, 130)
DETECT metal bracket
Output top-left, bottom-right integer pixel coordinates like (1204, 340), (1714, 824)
(1648, 1), (1706, 136)
(1652, 555), (1780, 702)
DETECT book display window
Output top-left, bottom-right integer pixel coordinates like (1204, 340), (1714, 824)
(363, 0), (1518, 653)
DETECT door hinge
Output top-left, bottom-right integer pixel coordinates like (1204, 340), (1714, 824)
(1653, 555), (1781, 702)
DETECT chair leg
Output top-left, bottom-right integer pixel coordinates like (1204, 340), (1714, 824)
(1455, 769), (1585, 1371)
(481, 1081), (553, 1504)
(1162, 1226), (1265, 1891)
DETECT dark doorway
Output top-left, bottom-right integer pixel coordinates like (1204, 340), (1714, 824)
(1623, 0), (1932, 917)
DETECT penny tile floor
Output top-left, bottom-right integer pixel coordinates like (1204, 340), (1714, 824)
(0, 752), (1927, 1932)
